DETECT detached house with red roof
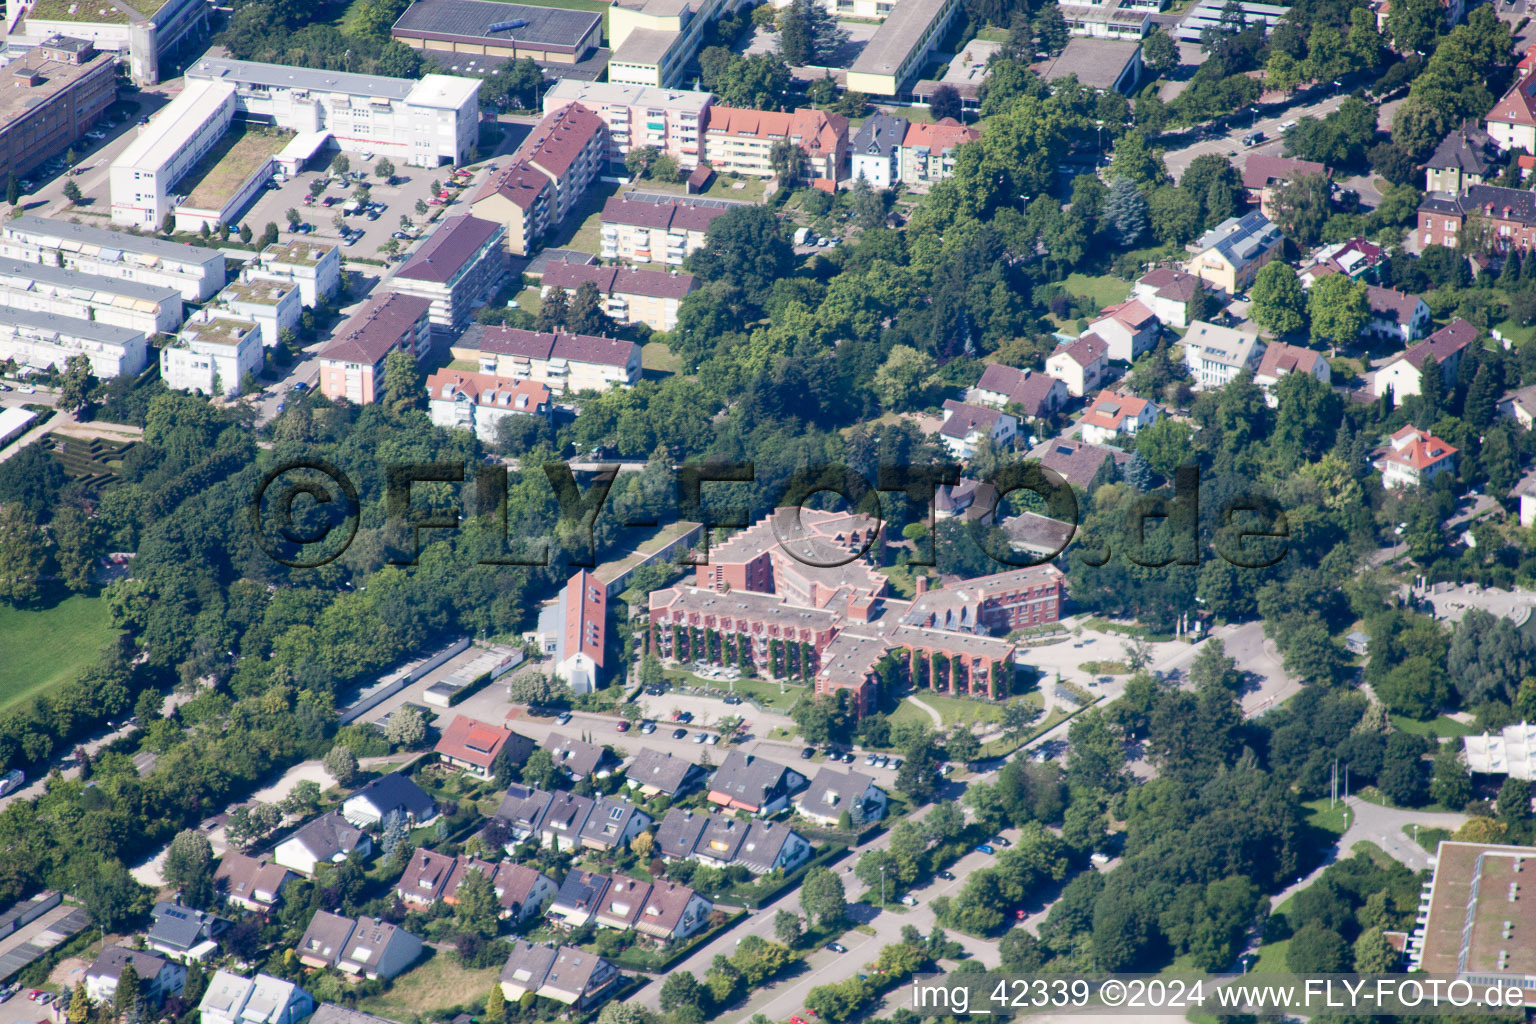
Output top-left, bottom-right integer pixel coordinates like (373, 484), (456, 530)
(1253, 342), (1330, 407)
(701, 106), (849, 184)
(1078, 389), (1159, 445)
(434, 715), (536, 780)
(972, 364), (1069, 418)
(1087, 298), (1160, 362)
(1241, 155), (1328, 220)
(898, 118), (978, 184)
(426, 370), (552, 443)
(472, 103), (607, 256)
(1364, 285), (1431, 344)
(1382, 427), (1459, 489)
(1373, 318), (1478, 406)
(1046, 333), (1109, 396)
(1487, 72), (1536, 154)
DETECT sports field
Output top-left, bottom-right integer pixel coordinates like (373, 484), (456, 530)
(0, 594), (120, 709)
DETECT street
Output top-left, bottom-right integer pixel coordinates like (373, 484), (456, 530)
(1162, 88), (1357, 184)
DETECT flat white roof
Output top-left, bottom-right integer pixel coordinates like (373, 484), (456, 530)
(0, 407), (37, 439)
(406, 74), (482, 110)
(115, 79), (237, 176)
(185, 57), (479, 111)
(543, 78), (711, 114)
(279, 131), (332, 163)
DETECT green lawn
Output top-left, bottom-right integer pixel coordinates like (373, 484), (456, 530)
(1389, 714), (1474, 738)
(1495, 318), (1536, 348)
(0, 594), (120, 709)
(1406, 824), (1453, 853)
(1302, 797), (1350, 837)
(356, 950), (501, 1018)
(642, 341), (682, 375)
(888, 692), (1014, 730)
(657, 666), (805, 713)
(1063, 272), (1130, 310)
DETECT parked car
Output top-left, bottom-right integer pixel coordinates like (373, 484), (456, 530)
(801, 747), (815, 759)
(672, 728), (688, 739)
(826, 943), (847, 953)
(876, 755), (889, 768)
(290, 381), (308, 393)
(991, 835), (1011, 847)
(693, 732), (707, 744)
(0, 770), (25, 797)
(17, 385), (34, 394)
(899, 895), (918, 907)
(616, 721), (630, 733)
(723, 695), (743, 705)
(975, 844), (995, 855)
(705, 734), (718, 745)
(641, 721), (656, 734)
(555, 711), (573, 725)
(938, 870), (955, 880)
(864, 753), (878, 766)
(0, 383), (10, 392)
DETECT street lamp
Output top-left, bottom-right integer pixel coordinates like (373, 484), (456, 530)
(881, 863), (887, 907)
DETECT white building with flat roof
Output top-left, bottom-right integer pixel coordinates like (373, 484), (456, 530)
(0, 255), (183, 337)
(110, 78), (239, 228)
(1465, 722), (1536, 779)
(0, 308), (148, 379)
(183, 57), (482, 169)
(0, 216), (226, 302)
(160, 313), (263, 396)
(249, 240), (342, 307)
(217, 279), (302, 348)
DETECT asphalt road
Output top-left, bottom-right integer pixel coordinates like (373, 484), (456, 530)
(1162, 89), (1357, 183)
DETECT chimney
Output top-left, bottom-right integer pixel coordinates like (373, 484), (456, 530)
(915, 575), (929, 596)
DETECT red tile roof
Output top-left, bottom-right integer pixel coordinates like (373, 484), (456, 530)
(435, 715), (516, 771)
(703, 106), (849, 158)
(541, 261), (698, 301)
(1398, 317), (1477, 369)
(1056, 333), (1108, 367)
(562, 570), (605, 668)
(901, 117), (979, 153)
(1386, 427), (1458, 471)
(1241, 154), (1328, 190)
(601, 196), (730, 234)
(1080, 389), (1152, 432)
(1366, 285), (1425, 325)
(1255, 341), (1323, 380)
(1489, 74), (1536, 130)
(462, 324), (640, 369)
(514, 103), (606, 180)
(396, 216), (503, 284)
(318, 291), (431, 366)
(1096, 298), (1157, 330)
(1136, 267), (1201, 302)
(426, 370), (552, 414)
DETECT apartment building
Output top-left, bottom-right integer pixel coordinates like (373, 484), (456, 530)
(426, 370), (553, 442)
(1417, 185), (1536, 254)
(249, 240), (342, 306)
(0, 307), (148, 379)
(0, 37), (117, 185)
(391, 216), (507, 331)
(182, 58), (481, 170)
(0, 255), (182, 337)
(1186, 211), (1283, 294)
(451, 324), (641, 394)
(850, 113), (909, 189)
(1181, 320), (1264, 390)
(701, 106), (849, 183)
(317, 291), (433, 404)
(109, 77), (239, 228)
(0, 215), (226, 302)
(608, 0), (744, 88)
(845, 0), (963, 96)
(598, 194), (730, 264)
(542, 79), (712, 173)
(160, 313), (263, 397)
(539, 262), (697, 331)
(471, 103), (606, 256)
(898, 118), (977, 184)
(217, 280), (302, 349)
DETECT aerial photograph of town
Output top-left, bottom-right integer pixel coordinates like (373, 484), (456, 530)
(2, 0), (1536, 1016)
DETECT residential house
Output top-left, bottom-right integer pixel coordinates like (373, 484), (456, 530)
(272, 811), (373, 877)
(341, 772), (436, 829)
(793, 767), (888, 827)
(395, 849), (456, 907)
(1499, 383), (1536, 429)
(470, 103), (606, 256)
(578, 797), (653, 852)
(654, 807), (710, 860)
(598, 194), (730, 265)
(1511, 469), (1536, 528)
(1486, 72), (1536, 154)
(1132, 268), (1204, 328)
(297, 912), (422, 980)
(317, 291), (433, 405)
(539, 261), (697, 332)
(494, 783), (556, 843)
(701, 106), (849, 184)
(435, 715), (535, 780)
(1300, 237), (1386, 287)
(633, 881), (713, 944)
(938, 399), (1017, 459)
(1372, 318), (1477, 406)
(86, 947), (185, 1004)
(492, 862), (559, 923)
(1382, 426), (1459, 489)
(1416, 185), (1536, 253)
(542, 732), (615, 781)
(1045, 334), (1109, 397)
(198, 973), (313, 1024)
(1034, 437), (1131, 490)
(146, 902), (226, 963)
(850, 112), (909, 189)
(971, 364), (1069, 418)
(214, 853), (296, 912)
(498, 942), (619, 1009)
(541, 791), (597, 851)
(1077, 389), (1159, 445)
(625, 749), (705, 799)
(548, 868), (611, 928)
(1364, 285), (1432, 344)
(595, 875), (650, 930)
(1087, 299), (1160, 362)
(706, 751), (807, 815)
(309, 1006), (405, 1024)
(691, 815), (747, 867)
(391, 215), (507, 332)
(426, 370), (553, 443)
(736, 821), (812, 875)
(1426, 121), (1497, 194)
(934, 478), (999, 522)
(1186, 211), (1284, 294)
(1253, 342), (1330, 407)
(898, 118), (978, 184)
(1241, 154), (1328, 220)
(1181, 320), (1264, 390)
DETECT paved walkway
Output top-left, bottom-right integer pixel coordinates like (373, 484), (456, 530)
(904, 695), (943, 729)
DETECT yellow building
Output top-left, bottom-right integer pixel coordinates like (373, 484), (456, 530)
(609, 0), (742, 87)
(845, 0), (963, 97)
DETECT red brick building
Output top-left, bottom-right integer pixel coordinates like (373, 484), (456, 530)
(1417, 185), (1536, 253)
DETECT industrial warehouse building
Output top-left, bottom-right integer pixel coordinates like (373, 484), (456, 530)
(391, 0), (603, 67)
